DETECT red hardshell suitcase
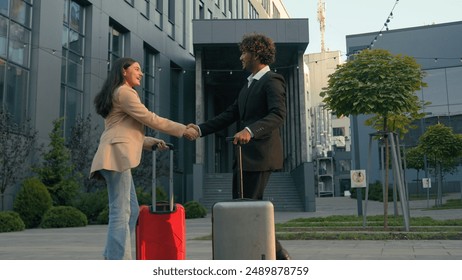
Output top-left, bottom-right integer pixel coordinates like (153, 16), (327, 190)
(136, 143), (186, 260)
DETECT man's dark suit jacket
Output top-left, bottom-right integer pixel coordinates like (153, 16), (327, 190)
(199, 71), (286, 172)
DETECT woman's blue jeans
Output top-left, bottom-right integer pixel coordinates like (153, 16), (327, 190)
(100, 169), (139, 260)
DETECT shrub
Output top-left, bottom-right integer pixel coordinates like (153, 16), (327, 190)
(73, 190), (108, 224)
(95, 187), (169, 225)
(137, 187), (167, 206)
(96, 206), (109, 225)
(184, 201), (207, 219)
(350, 181), (395, 202)
(40, 206), (87, 228)
(13, 177), (52, 228)
(0, 211), (25, 232)
(91, 187), (168, 225)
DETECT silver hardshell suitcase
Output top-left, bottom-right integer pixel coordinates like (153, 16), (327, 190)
(212, 139), (276, 260)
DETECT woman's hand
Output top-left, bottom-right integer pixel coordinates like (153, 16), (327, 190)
(144, 137), (168, 150)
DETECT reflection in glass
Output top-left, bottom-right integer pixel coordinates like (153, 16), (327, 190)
(67, 52), (83, 90)
(6, 64), (28, 125)
(8, 21), (30, 66)
(10, 0), (30, 26)
(0, 15), (7, 57)
(69, 1), (82, 32)
(63, 87), (82, 139)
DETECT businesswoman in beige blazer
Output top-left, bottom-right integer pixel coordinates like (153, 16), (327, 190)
(90, 57), (197, 260)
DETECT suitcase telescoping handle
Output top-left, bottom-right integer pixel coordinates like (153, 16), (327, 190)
(226, 136), (244, 199)
(152, 143), (174, 212)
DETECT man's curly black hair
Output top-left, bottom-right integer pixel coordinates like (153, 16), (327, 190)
(239, 33), (276, 65)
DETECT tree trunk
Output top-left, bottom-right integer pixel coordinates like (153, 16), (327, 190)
(416, 170), (420, 196)
(437, 162), (443, 206)
(384, 135), (389, 229)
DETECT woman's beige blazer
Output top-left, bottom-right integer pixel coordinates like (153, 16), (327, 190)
(90, 85), (186, 179)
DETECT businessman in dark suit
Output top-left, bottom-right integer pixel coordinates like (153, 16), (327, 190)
(188, 33), (290, 260)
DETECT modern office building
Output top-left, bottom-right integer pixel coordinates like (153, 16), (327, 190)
(346, 21), (462, 195)
(304, 50), (352, 197)
(0, 0), (315, 210)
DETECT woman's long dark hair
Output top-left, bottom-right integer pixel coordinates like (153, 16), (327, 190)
(94, 57), (136, 118)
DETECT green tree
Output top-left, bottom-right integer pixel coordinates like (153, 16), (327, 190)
(0, 110), (37, 210)
(405, 146), (425, 194)
(34, 118), (79, 206)
(321, 49), (427, 228)
(417, 123), (462, 206)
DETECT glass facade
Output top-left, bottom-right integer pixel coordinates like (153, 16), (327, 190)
(0, 0), (32, 126)
(61, 0), (84, 139)
(404, 66), (462, 147)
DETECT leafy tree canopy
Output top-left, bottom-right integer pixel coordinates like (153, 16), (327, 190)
(418, 123), (462, 164)
(321, 49), (427, 134)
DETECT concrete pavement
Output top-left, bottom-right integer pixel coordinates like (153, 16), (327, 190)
(0, 194), (461, 260)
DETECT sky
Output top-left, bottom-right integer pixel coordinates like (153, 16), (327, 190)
(282, 0), (462, 57)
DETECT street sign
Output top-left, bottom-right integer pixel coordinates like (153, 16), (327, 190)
(350, 170), (366, 188)
(422, 178), (431, 189)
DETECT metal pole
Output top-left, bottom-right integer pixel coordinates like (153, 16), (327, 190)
(362, 134), (373, 227)
(395, 134), (409, 216)
(427, 185), (430, 208)
(389, 133), (410, 231)
(169, 148), (174, 212)
(152, 147), (157, 212)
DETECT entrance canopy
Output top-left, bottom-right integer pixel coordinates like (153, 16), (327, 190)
(193, 19), (309, 73)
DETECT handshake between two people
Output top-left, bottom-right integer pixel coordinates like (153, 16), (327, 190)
(183, 124), (252, 145)
(183, 124), (200, 141)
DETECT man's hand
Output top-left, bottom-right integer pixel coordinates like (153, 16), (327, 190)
(232, 129), (251, 145)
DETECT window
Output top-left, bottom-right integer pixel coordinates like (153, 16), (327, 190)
(108, 23), (125, 69)
(62, 0), (85, 139)
(125, 0), (134, 6)
(338, 160), (351, 172)
(143, 48), (156, 113)
(333, 127), (345, 136)
(154, 0), (163, 28)
(156, 0), (163, 12)
(247, 1), (258, 19)
(228, 0), (232, 18)
(143, 48), (158, 136)
(141, 0), (150, 19)
(199, 1), (204, 19)
(0, 16), (7, 57)
(166, 0), (174, 38)
(168, 0), (175, 22)
(8, 21), (30, 66)
(272, 3), (280, 18)
(3, 61), (29, 125)
(237, 0), (243, 19)
(262, 0), (269, 13)
(0, 0), (32, 126)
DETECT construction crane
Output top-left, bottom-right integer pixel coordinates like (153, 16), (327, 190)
(317, 0), (326, 52)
